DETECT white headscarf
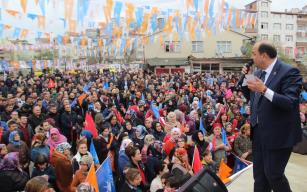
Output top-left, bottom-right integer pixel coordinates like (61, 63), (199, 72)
(120, 138), (132, 151)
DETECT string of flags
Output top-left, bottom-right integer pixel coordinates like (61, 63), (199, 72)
(0, 0), (257, 67)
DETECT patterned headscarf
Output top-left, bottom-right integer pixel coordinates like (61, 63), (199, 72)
(9, 131), (21, 145)
(55, 142), (71, 154)
(0, 152), (22, 172)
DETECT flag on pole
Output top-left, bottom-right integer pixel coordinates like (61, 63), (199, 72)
(192, 145), (203, 174)
(233, 155), (248, 174)
(90, 139), (100, 164)
(218, 159), (232, 183)
(86, 163), (99, 192)
(151, 102), (160, 120)
(84, 113), (98, 138)
(96, 156), (116, 192)
(78, 93), (87, 106)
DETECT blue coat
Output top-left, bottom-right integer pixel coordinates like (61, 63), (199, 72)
(242, 60), (302, 149)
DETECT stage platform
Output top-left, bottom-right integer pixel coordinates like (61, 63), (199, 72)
(227, 153), (307, 192)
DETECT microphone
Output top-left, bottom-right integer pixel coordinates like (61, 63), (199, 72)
(236, 60), (254, 89)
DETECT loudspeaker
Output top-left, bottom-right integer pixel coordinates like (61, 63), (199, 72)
(178, 169), (228, 192)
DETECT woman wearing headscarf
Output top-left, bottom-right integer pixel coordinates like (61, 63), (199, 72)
(146, 140), (164, 183)
(152, 121), (166, 142)
(30, 133), (50, 162)
(122, 120), (135, 139)
(164, 112), (181, 133)
(171, 148), (193, 188)
(0, 144), (8, 163)
(118, 138), (133, 178)
(132, 125), (147, 150)
(7, 130), (30, 172)
(141, 134), (155, 163)
(50, 142), (73, 192)
(71, 155), (93, 191)
(0, 152), (29, 192)
(72, 139), (93, 174)
(192, 130), (209, 157)
(46, 128), (67, 149)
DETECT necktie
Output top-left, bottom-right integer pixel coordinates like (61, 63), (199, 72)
(250, 70), (267, 126)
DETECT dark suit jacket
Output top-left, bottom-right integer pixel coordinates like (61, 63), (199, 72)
(242, 60), (302, 149)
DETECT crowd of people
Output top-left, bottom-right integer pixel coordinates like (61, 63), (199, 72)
(0, 68), (305, 192)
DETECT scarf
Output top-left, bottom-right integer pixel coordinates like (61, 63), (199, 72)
(9, 131), (21, 146)
(46, 128), (67, 148)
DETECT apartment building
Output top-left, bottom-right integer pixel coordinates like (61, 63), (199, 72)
(245, 0), (298, 58)
(143, 30), (251, 75)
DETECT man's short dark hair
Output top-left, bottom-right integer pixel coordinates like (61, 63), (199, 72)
(258, 43), (277, 59)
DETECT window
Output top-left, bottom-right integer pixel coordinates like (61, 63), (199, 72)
(261, 34), (268, 40)
(216, 41), (232, 53)
(285, 35), (293, 42)
(164, 41), (181, 53)
(261, 2), (268, 7)
(261, 11), (268, 18)
(286, 24), (294, 30)
(192, 41), (204, 53)
(261, 22), (268, 29)
(285, 47), (293, 56)
(273, 35), (280, 42)
(273, 23), (281, 30)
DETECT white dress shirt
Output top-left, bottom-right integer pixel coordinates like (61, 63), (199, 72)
(262, 57), (277, 102)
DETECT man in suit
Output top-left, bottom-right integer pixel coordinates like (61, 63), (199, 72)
(242, 41), (302, 192)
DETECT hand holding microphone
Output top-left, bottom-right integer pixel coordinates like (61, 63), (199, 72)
(236, 60), (254, 89)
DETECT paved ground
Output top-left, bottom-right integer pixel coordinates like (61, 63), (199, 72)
(227, 153), (307, 192)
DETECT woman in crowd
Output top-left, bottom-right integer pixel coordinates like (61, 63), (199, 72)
(164, 112), (181, 133)
(0, 152), (29, 192)
(152, 121), (166, 142)
(31, 133), (50, 162)
(125, 145), (148, 190)
(209, 123), (231, 164)
(72, 139), (93, 173)
(132, 125), (147, 150)
(122, 120), (135, 139)
(71, 155), (93, 191)
(141, 134), (155, 163)
(0, 143), (8, 162)
(31, 154), (56, 189)
(121, 168), (143, 192)
(171, 148), (193, 188)
(25, 176), (55, 192)
(51, 142), (73, 192)
(46, 128), (67, 149)
(233, 123), (252, 162)
(7, 130), (30, 171)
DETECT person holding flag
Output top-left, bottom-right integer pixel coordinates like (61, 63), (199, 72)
(208, 123), (231, 164)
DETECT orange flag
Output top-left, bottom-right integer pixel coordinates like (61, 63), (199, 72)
(6, 10), (19, 17)
(64, 0), (74, 20)
(78, 93), (87, 106)
(34, 0), (39, 4)
(38, 16), (45, 29)
(69, 20), (76, 33)
(189, 83), (193, 92)
(20, 0), (27, 13)
(186, 0), (193, 9)
(20, 29), (29, 39)
(85, 163), (99, 192)
(218, 159), (232, 181)
(192, 145), (203, 174)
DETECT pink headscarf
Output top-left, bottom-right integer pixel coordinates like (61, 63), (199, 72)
(46, 128), (67, 148)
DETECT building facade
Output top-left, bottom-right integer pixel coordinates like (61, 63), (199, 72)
(144, 30), (251, 75)
(245, 0), (298, 58)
